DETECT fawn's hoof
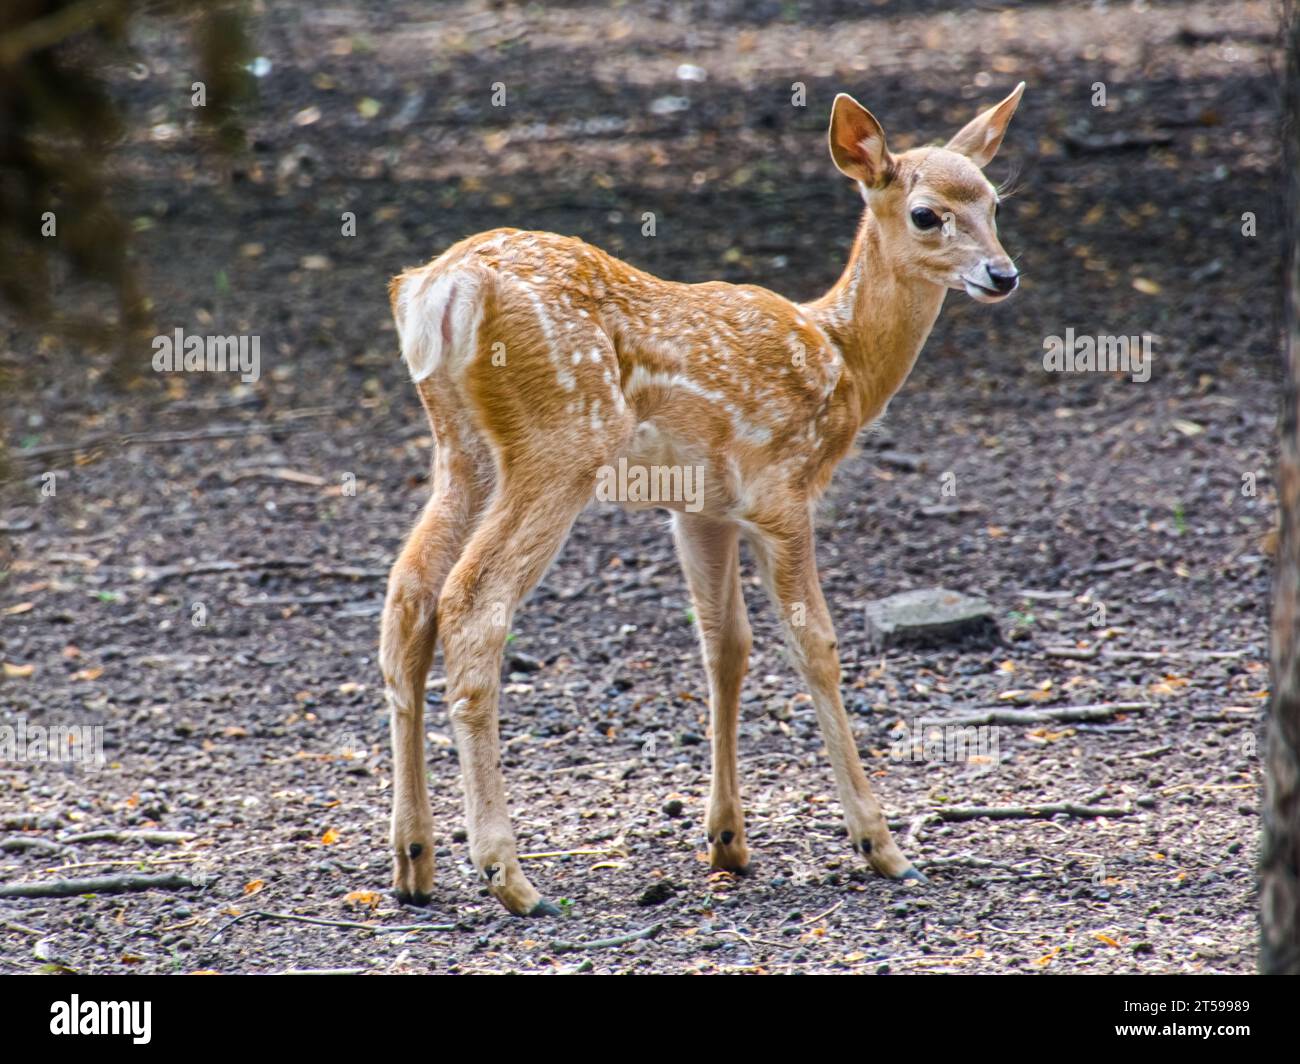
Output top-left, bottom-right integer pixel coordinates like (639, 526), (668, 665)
(707, 827), (750, 873)
(482, 859), (548, 917)
(392, 839), (435, 905)
(857, 834), (924, 883)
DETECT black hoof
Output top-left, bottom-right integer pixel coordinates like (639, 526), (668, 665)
(394, 888), (432, 906)
(529, 898), (563, 917)
(895, 866), (929, 885)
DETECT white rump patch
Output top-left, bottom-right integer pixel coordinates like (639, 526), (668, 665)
(396, 268), (488, 383)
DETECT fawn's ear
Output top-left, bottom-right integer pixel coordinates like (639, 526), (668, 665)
(829, 93), (893, 188)
(944, 81), (1025, 168)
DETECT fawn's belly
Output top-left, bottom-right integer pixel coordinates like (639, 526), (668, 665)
(601, 417), (741, 518)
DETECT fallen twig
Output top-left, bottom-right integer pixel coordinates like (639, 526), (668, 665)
(142, 558), (313, 585)
(1063, 130), (1175, 154)
(2, 920), (46, 937)
(59, 830), (195, 845)
(1044, 646), (1246, 663)
(715, 927), (790, 950)
(1124, 744), (1174, 760)
(11, 416), (333, 463)
(0, 872), (209, 898)
(914, 855), (1022, 872)
(918, 702), (1151, 727)
(221, 468), (327, 487)
(232, 593), (379, 608)
(544, 757), (640, 776)
(797, 900), (844, 926)
(550, 923), (662, 953)
(0, 837), (63, 855)
(142, 559), (388, 586)
(519, 846), (629, 861)
(41, 855), (200, 874)
(208, 909), (457, 944)
(919, 803), (1133, 823)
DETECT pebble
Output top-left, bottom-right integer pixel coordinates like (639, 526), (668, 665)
(637, 881), (677, 906)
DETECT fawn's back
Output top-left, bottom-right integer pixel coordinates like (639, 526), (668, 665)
(390, 227), (855, 520)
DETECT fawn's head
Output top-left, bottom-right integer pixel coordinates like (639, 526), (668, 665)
(829, 83), (1025, 303)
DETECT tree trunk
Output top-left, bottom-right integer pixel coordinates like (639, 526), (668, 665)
(1263, 0), (1300, 976)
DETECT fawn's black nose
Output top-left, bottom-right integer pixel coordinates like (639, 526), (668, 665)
(986, 265), (1019, 293)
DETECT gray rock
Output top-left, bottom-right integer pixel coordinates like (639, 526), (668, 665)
(864, 588), (999, 650)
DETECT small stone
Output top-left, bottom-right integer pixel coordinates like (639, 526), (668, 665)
(637, 880), (677, 906)
(864, 588), (999, 650)
(508, 651), (542, 673)
(662, 799), (684, 818)
(877, 450), (925, 472)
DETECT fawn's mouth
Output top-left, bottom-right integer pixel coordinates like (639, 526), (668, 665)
(961, 276), (1014, 303)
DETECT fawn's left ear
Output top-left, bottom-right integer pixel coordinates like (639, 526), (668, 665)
(944, 81), (1026, 168)
(829, 93), (894, 189)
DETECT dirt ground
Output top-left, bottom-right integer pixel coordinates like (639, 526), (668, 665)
(0, 0), (1281, 974)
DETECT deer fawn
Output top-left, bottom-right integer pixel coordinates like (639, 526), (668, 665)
(381, 83), (1025, 915)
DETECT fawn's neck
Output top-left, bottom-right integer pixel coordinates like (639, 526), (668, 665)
(805, 209), (947, 429)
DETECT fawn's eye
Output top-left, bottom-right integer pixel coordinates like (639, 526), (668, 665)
(910, 206), (941, 230)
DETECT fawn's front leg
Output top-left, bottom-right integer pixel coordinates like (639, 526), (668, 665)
(672, 513), (752, 872)
(750, 518), (924, 882)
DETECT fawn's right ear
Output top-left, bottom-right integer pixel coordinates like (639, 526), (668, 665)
(829, 93), (894, 189)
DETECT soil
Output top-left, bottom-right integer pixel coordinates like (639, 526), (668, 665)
(0, 0), (1281, 974)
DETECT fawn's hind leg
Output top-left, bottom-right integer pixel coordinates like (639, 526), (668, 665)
(672, 513), (753, 872)
(380, 442), (488, 904)
(436, 468), (599, 916)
